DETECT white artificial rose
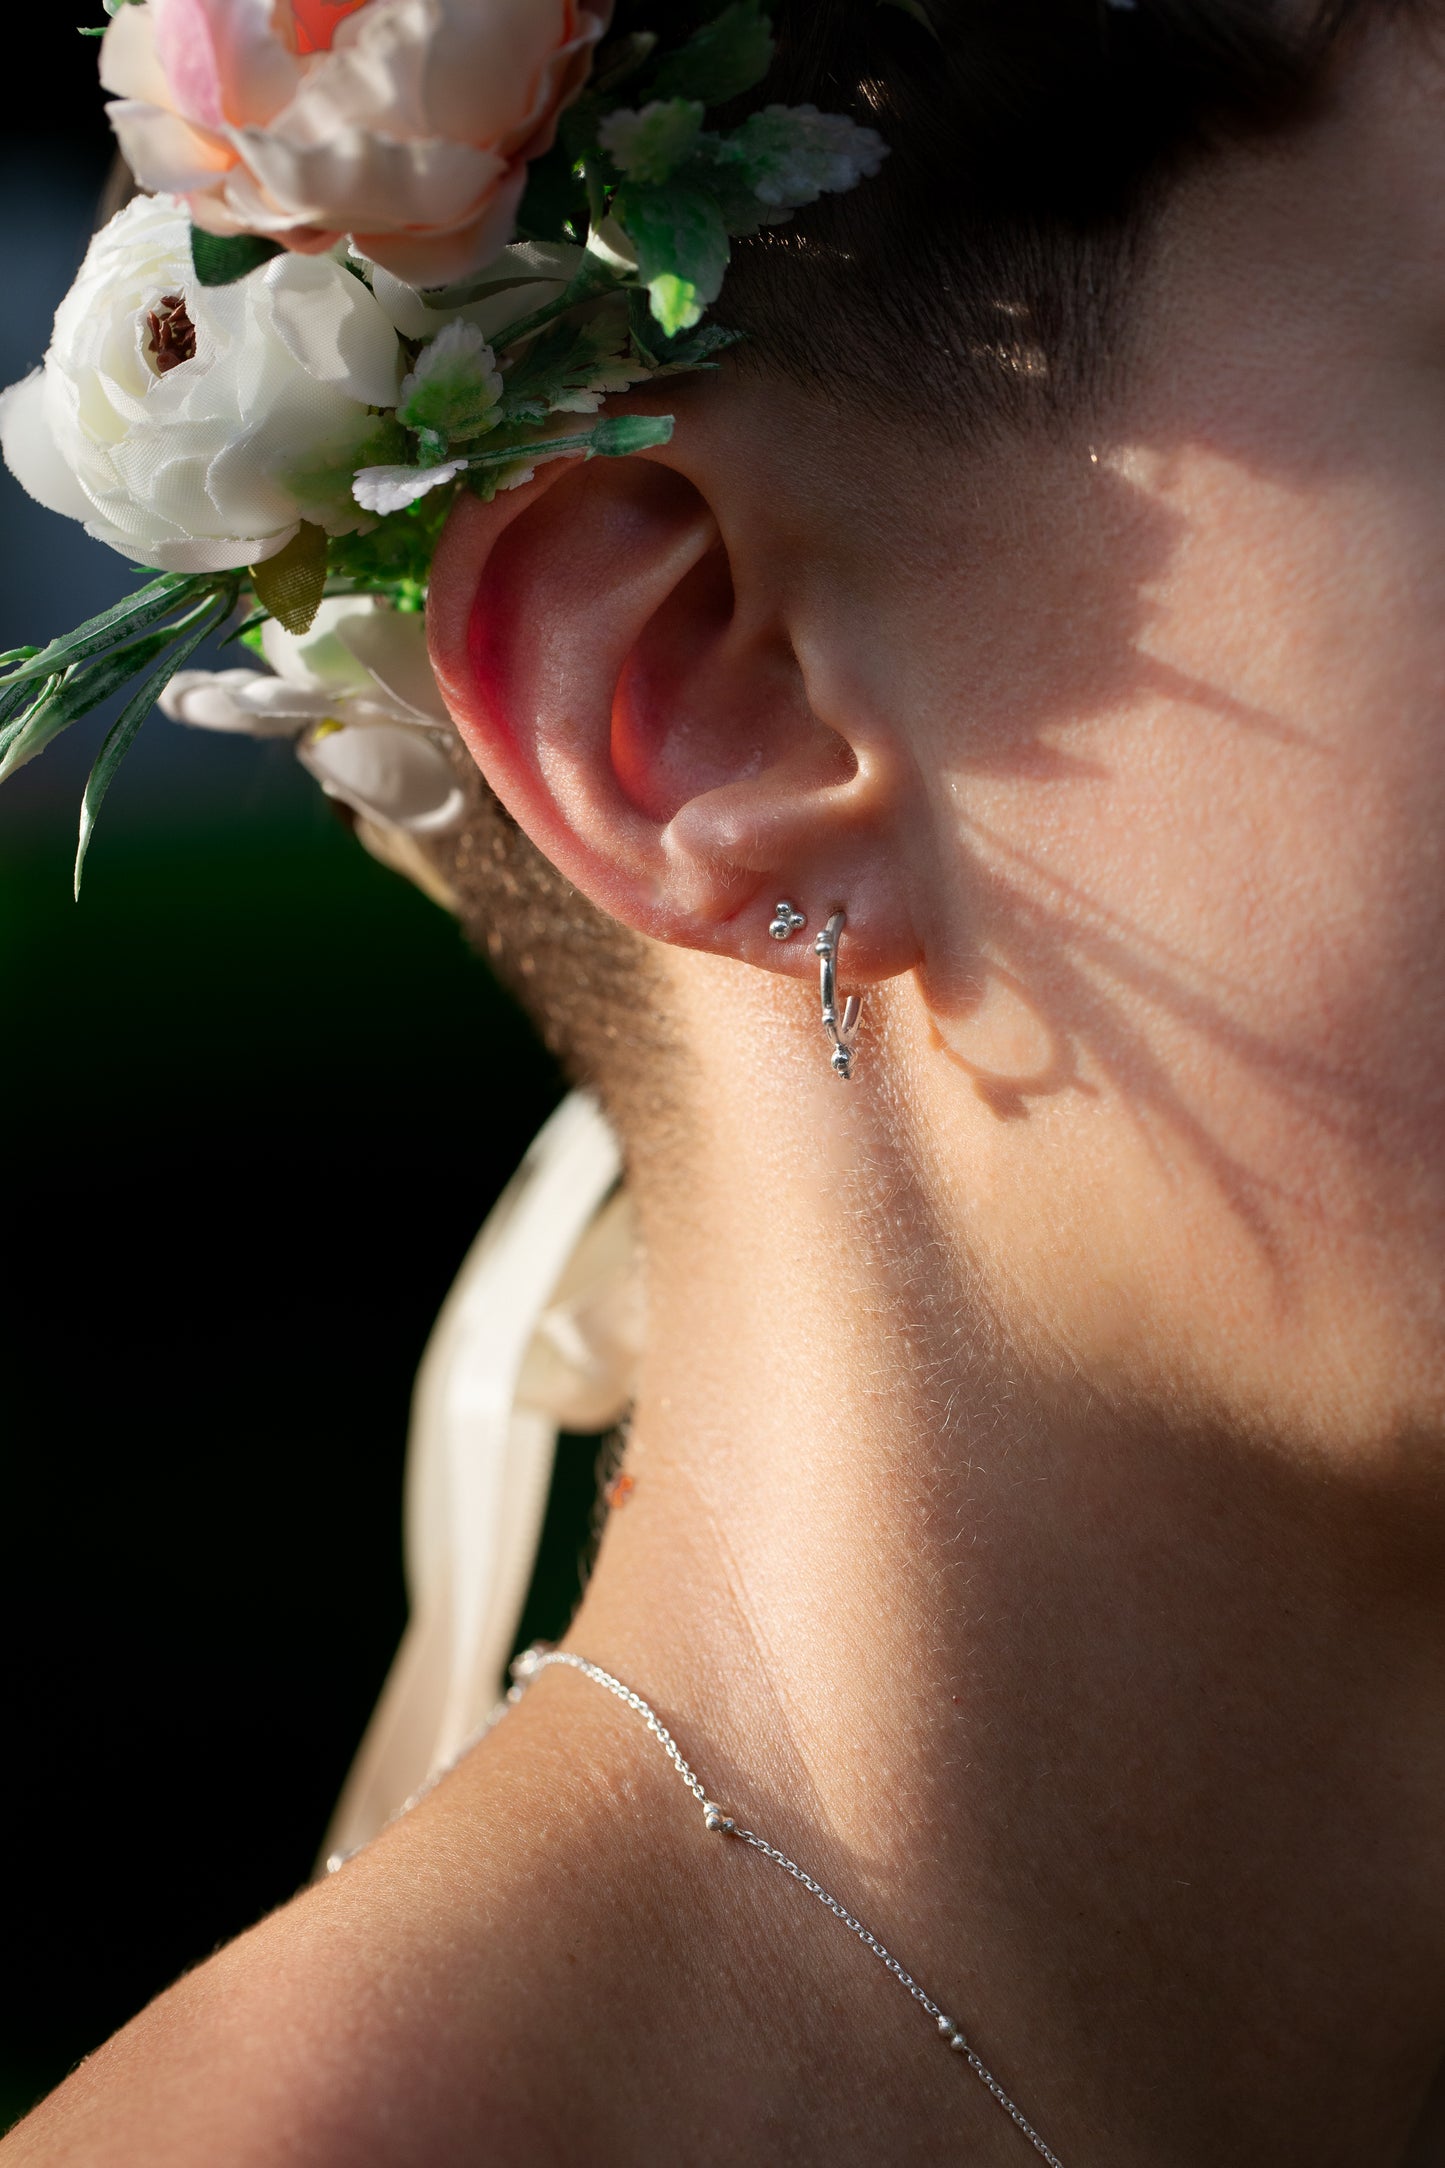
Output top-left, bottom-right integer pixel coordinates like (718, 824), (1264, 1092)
(160, 596), (465, 834)
(0, 193), (402, 574)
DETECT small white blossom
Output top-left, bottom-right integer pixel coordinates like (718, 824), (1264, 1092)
(160, 668), (327, 738)
(352, 461), (467, 515)
(298, 719), (465, 836)
(161, 598), (464, 836)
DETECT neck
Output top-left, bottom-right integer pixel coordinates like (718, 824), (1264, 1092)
(563, 1049), (1445, 2165)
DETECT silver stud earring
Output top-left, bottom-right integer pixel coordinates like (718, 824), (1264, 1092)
(814, 910), (861, 1080)
(769, 899), (806, 941)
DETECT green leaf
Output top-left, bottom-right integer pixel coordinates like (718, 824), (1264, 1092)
(499, 317), (587, 395)
(75, 596), (231, 898)
(398, 321), (503, 441)
(613, 185), (729, 333)
(651, 1), (774, 105)
(0, 574), (206, 692)
(323, 487), (451, 598)
(487, 255), (623, 352)
(497, 314), (639, 420)
(558, 98), (606, 169)
(589, 29), (659, 99)
(0, 675), (58, 771)
(718, 106), (888, 212)
(651, 276), (700, 337)
(0, 630), (185, 788)
(219, 608), (270, 652)
(628, 285), (745, 369)
(463, 428), (598, 473)
(627, 288), (667, 369)
(463, 411), (673, 474)
(414, 271), (549, 313)
(0, 673), (35, 724)
(589, 414), (675, 457)
(248, 520), (328, 636)
(673, 148), (766, 238)
(598, 99), (705, 186)
(191, 227), (284, 287)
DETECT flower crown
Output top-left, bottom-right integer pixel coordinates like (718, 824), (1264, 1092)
(0, 0), (885, 893)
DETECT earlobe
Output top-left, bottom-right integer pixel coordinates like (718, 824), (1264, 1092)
(427, 443), (916, 980)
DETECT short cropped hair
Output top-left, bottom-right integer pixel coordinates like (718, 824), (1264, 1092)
(441, 0), (1393, 1098)
(718, 0), (1379, 428)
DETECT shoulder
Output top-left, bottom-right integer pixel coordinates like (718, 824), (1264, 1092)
(1, 1697), (744, 2168)
(1, 1769), (593, 2168)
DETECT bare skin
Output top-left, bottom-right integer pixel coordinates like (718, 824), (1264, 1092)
(9, 20), (1445, 2167)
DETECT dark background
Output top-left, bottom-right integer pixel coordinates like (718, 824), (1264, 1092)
(1, 19), (591, 2129)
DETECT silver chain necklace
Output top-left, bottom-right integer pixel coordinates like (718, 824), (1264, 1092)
(508, 1646), (1067, 2167)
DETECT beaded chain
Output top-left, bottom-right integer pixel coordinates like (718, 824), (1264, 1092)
(509, 1646), (1067, 2167)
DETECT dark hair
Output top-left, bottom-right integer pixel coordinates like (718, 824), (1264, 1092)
(448, 0), (1391, 1093)
(717, 0), (1378, 432)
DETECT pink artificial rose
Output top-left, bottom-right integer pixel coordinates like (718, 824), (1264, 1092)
(101, 0), (611, 289)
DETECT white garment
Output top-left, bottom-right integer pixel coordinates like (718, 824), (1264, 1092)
(323, 1091), (641, 1863)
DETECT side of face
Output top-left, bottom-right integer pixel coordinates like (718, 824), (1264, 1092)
(886, 18), (1445, 1460)
(427, 15), (1445, 1472)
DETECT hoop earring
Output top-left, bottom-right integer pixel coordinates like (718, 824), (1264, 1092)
(814, 911), (861, 1081)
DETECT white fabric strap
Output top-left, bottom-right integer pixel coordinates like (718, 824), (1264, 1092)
(323, 1091), (639, 1862)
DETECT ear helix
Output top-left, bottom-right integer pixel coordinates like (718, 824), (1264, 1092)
(765, 898), (863, 1081)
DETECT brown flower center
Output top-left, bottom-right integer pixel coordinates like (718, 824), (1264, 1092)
(146, 293), (196, 375)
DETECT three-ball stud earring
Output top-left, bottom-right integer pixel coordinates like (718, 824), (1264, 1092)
(769, 899), (806, 941)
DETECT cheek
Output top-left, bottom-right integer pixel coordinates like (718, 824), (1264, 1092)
(1112, 448), (1445, 1192)
(931, 448), (1445, 1439)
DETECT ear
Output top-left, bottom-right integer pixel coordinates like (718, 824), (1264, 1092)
(426, 431), (918, 982)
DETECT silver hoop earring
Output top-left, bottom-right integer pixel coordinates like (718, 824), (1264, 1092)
(769, 899), (806, 942)
(814, 910), (861, 1081)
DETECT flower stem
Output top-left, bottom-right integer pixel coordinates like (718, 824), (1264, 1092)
(489, 257), (625, 352)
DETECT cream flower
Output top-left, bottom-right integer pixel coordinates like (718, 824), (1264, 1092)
(101, 0), (612, 290)
(0, 193), (402, 574)
(160, 596), (467, 835)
